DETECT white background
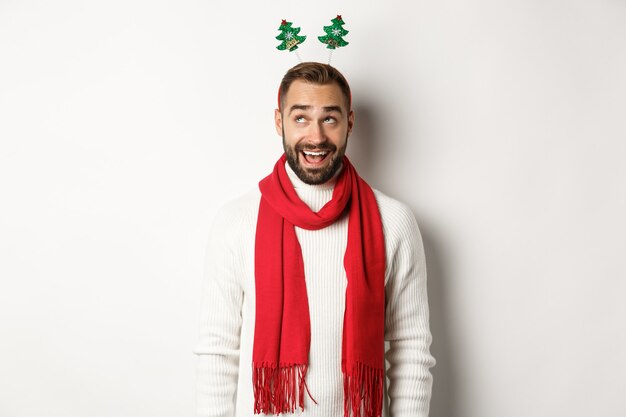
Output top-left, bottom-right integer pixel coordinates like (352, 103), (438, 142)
(1, 1), (625, 416)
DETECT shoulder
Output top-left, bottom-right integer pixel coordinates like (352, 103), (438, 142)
(370, 189), (427, 287)
(372, 188), (422, 238)
(213, 188), (261, 222)
(208, 188), (261, 241)
(371, 188), (425, 267)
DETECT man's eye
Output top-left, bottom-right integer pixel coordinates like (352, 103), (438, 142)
(324, 117), (336, 123)
(295, 116), (306, 123)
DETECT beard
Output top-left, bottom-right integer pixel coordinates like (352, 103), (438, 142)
(282, 133), (347, 185)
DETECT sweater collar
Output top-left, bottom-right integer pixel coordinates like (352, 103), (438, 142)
(284, 161), (344, 212)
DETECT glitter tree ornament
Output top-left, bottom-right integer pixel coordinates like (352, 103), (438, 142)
(276, 19), (306, 52)
(318, 15), (349, 49)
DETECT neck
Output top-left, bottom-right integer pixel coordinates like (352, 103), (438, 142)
(285, 162), (343, 212)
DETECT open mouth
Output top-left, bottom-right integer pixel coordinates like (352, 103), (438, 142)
(301, 150), (331, 166)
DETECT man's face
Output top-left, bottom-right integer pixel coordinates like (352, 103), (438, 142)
(275, 79), (354, 185)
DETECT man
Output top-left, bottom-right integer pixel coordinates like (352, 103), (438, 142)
(194, 62), (435, 417)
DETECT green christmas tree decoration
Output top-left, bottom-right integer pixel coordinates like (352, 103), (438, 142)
(318, 15), (349, 49)
(276, 19), (306, 52)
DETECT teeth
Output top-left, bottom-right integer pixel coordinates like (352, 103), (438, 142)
(303, 151), (329, 156)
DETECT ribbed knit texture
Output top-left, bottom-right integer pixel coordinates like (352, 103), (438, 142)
(194, 163), (436, 417)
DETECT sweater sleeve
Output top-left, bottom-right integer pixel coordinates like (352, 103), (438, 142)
(193, 206), (245, 417)
(383, 202), (436, 417)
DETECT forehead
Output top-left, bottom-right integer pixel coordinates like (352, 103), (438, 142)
(283, 80), (347, 110)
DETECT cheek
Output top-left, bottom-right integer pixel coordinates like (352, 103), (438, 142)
(281, 127), (299, 148)
(283, 123), (305, 140)
(331, 127), (349, 143)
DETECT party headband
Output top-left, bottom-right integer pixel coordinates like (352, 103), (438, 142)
(276, 15), (351, 110)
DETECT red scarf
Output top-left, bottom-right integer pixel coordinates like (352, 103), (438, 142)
(253, 154), (386, 417)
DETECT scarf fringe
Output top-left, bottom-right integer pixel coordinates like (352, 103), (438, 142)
(253, 363), (317, 414)
(343, 361), (384, 417)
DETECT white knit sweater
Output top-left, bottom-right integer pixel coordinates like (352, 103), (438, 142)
(194, 164), (436, 417)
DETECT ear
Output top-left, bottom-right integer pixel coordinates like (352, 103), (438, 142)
(274, 108), (283, 136)
(347, 110), (355, 137)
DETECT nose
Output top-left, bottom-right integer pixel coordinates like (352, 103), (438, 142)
(308, 121), (326, 145)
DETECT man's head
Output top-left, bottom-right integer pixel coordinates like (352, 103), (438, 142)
(275, 62), (354, 185)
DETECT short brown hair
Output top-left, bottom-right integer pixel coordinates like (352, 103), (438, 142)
(278, 62), (351, 112)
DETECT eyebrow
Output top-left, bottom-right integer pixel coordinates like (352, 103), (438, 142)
(288, 104), (344, 115)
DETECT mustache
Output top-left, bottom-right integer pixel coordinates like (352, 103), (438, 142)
(295, 143), (337, 152)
